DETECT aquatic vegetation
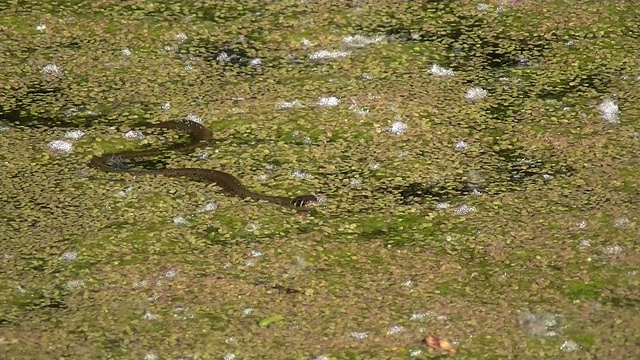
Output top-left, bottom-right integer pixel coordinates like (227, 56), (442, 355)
(2, 1), (638, 358)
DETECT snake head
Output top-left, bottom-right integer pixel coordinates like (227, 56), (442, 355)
(291, 195), (318, 208)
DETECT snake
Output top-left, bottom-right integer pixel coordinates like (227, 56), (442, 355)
(88, 120), (317, 209)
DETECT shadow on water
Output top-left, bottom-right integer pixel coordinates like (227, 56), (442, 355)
(391, 145), (575, 205)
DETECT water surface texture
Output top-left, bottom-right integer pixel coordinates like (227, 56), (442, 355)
(1, 1), (639, 359)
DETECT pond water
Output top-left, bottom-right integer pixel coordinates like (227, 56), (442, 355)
(1, 1), (639, 359)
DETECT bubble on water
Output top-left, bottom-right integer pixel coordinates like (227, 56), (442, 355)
(291, 170), (311, 180)
(435, 202), (450, 210)
(300, 38), (313, 47)
(41, 64), (63, 76)
(477, 3), (490, 12)
(455, 204), (476, 215)
(217, 52), (230, 62)
(48, 140), (73, 153)
(560, 340), (580, 352)
(142, 311), (157, 321)
(176, 32), (187, 42)
(598, 98), (619, 124)
(186, 113), (202, 123)
(429, 64), (454, 77)
(354, 106), (369, 116)
(249, 249), (263, 258)
(342, 34), (385, 47)
(66, 279), (85, 289)
(316, 97), (341, 107)
(350, 331), (368, 340)
(602, 245), (623, 255)
(242, 308), (253, 316)
(164, 269), (178, 278)
(121, 48), (132, 56)
(245, 223), (261, 232)
(199, 202), (218, 212)
(173, 216), (188, 226)
(455, 140), (468, 150)
(249, 58), (262, 66)
(387, 325), (405, 335)
(59, 251), (78, 262)
(124, 130), (145, 140)
(388, 117), (407, 135)
(144, 353), (159, 360)
(173, 306), (194, 321)
(162, 45), (178, 53)
(115, 187), (132, 198)
(465, 87), (487, 101)
(193, 151), (209, 160)
(309, 50), (350, 60)
(518, 311), (562, 337)
(161, 102), (171, 110)
(277, 100), (303, 109)
(222, 353), (236, 360)
(64, 130), (85, 140)
(613, 217), (629, 228)
(35, 23), (46, 31)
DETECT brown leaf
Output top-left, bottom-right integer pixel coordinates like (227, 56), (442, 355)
(423, 334), (457, 355)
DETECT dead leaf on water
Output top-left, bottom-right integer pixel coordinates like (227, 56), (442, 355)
(422, 334), (457, 355)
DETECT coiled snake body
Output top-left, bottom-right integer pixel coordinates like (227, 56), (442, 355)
(88, 120), (317, 209)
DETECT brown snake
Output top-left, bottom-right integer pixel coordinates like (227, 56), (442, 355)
(88, 120), (317, 209)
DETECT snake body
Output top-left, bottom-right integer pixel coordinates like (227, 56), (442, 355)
(88, 120), (317, 208)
